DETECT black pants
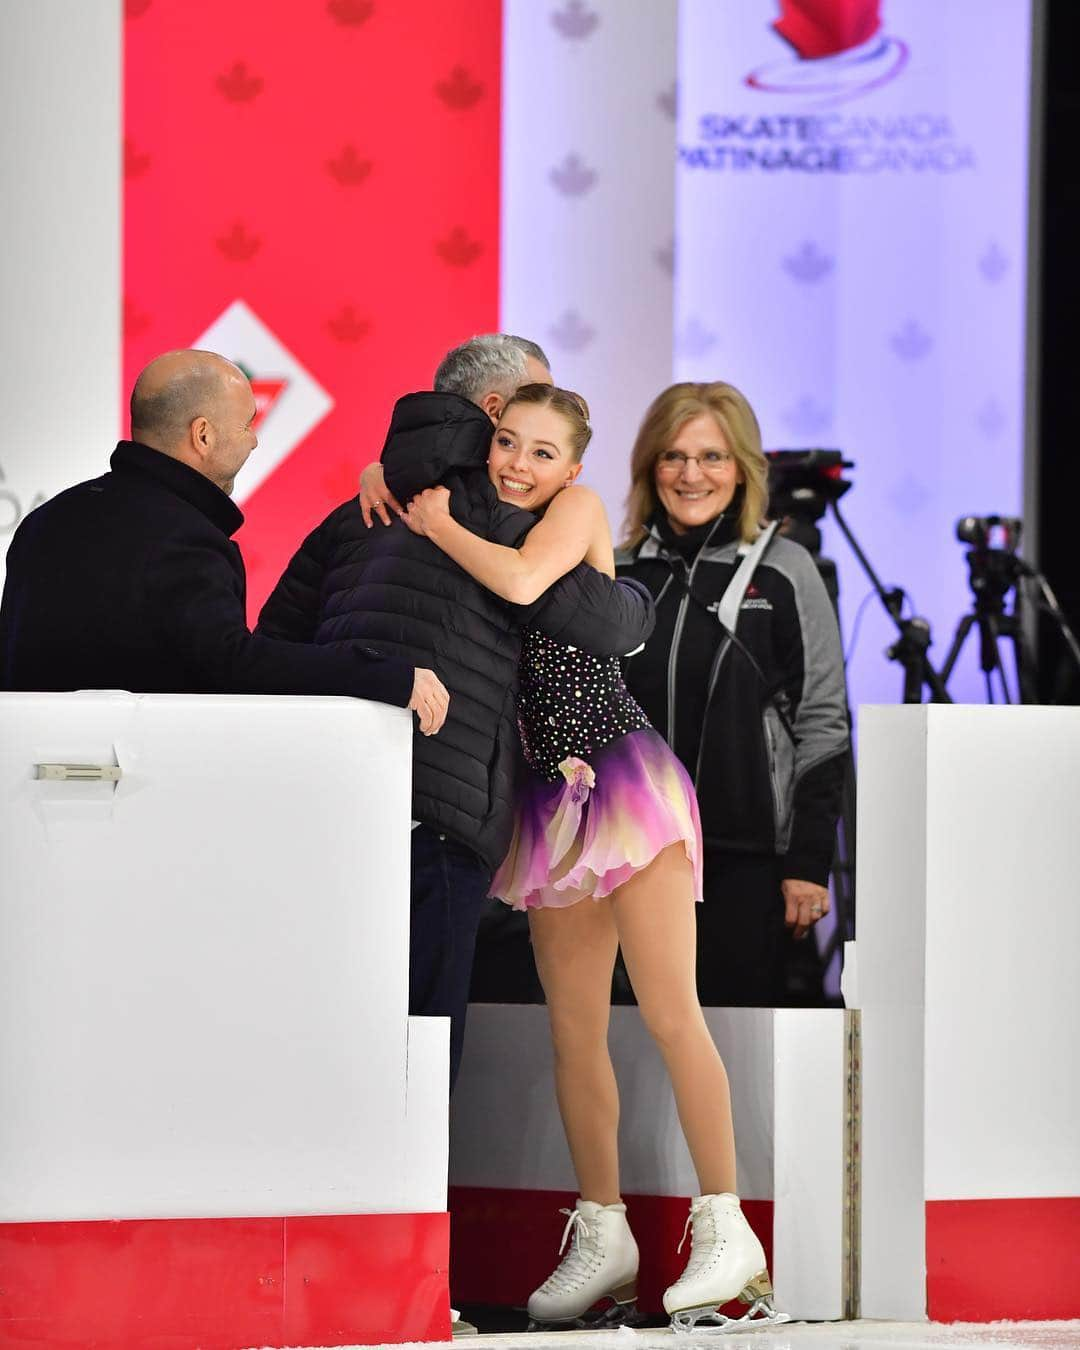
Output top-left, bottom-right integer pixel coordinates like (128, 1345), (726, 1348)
(469, 899), (545, 1004)
(696, 849), (786, 1007)
(409, 825), (491, 1090)
(696, 848), (826, 1007)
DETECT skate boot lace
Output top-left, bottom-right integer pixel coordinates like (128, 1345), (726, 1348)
(674, 1199), (726, 1284)
(536, 1208), (603, 1295)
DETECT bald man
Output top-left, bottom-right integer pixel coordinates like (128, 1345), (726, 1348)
(0, 349), (448, 730)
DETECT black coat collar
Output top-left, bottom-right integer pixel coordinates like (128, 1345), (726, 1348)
(110, 440), (244, 537)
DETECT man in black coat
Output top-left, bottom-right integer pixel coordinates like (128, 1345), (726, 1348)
(0, 350), (448, 730)
(257, 334), (654, 1086)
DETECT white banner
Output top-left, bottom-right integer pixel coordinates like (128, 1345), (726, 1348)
(675, 0), (1034, 709)
(501, 0), (677, 533)
(0, 0), (121, 589)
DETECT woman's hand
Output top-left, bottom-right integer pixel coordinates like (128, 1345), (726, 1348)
(358, 462), (403, 528)
(403, 486), (452, 538)
(782, 878), (830, 941)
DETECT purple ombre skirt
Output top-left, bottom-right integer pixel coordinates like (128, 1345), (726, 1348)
(491, 728), (704, 911)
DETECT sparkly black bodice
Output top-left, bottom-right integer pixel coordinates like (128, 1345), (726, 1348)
(517, 629), (652, 782)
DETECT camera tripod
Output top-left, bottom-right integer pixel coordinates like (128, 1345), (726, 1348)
(767, 450), (956, 1000)
(939, 547), (1035, 703)
(940, 549), (1080, 703)
(767, 450), (952, 705)
(826, 498), (952, 705)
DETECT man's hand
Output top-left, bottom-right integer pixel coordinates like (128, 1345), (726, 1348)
(402, 486), (452, 538)
(358, 462), (403, 528)
(408, 667), (449, 736)
(782, 877), (830, 941)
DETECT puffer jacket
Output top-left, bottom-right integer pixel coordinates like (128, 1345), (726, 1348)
(617, 509), (848, 885)
(257, 392), (654, 873)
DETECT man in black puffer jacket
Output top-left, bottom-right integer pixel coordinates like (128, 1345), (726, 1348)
(257, 335), (654, 1086)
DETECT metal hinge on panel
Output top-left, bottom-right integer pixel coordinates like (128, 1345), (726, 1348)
(843, 1007), (862, 1320)
(35, 764), (122, 782)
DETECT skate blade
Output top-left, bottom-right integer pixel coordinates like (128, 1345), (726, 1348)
(670, 1273), (791, 1335)
(527, 1287), (641, 1333)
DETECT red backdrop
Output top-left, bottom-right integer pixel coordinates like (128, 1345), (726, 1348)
(124, 0), (501, 618)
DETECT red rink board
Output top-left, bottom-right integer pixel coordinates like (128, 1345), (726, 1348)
(123, 0), (501, 621)
(926, 1196), (1080, 1322)
(0, 1211), (449, 1348)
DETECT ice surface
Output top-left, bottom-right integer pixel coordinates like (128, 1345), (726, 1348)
(250, 1315), (1080, 1350)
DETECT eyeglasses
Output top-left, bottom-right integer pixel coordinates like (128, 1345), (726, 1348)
(656, 449), (735, 474)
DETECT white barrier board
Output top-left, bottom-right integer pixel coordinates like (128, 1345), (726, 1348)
(451, 1003), (847, 1320)
(0, 691), (445, 1221)
(855, 704), (1080, 1320)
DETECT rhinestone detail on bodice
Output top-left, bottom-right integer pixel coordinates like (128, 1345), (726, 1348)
(517, 629), (652, 783)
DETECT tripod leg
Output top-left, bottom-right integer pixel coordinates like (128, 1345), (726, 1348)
(940, 614), (974, 687)
(1014, 582), (1039, 704)
(983, 615), (1013, 705)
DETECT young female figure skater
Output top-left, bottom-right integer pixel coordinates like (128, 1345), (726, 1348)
(403, 384), (783, 1333)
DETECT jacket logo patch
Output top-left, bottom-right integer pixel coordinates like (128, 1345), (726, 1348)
(740, 582), (772, 611)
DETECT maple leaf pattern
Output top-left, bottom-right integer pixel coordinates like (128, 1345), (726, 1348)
(216, 222), (262, 261)
(327, 307), (371, 343)
(327, 0), (374, 25)
(890, 319), (932, 361)
(436, 228), (483, 267)
(978, 242), (1009, 283)
(547, 310), (595, 352)
(783, 240), (834, 283)
(549, 153), (597, 197)
(124, 137), (151, 179)
(326, 145), (372, 186)
(552, 0), (600, 39)
(216, 61), (263, 103)
(436, 66), (484, 109)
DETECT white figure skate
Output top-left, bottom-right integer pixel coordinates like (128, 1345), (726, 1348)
(526, 1198), (640, 1331)
(664, 1193), (790, 1334)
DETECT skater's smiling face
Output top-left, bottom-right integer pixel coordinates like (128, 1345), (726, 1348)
(488, 387), (590, 511)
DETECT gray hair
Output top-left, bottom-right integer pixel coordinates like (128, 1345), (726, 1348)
(433, 333), (551, 403)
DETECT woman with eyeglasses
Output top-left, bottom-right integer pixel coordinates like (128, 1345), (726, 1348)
(616, 382), (849, 1008)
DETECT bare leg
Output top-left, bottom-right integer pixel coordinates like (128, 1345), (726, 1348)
(613, 844), (737, 1197)
(529, 898), (621, 1204)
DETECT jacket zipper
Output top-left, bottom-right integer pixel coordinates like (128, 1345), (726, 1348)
(694, 637), (731, 787)
(659, 514), (729, 756)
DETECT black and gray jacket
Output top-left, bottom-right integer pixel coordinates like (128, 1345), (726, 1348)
(617, 508), (848, 885)
(257, 392), (655, 875)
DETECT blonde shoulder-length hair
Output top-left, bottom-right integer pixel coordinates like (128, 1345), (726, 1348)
(620, 381), (769, 550)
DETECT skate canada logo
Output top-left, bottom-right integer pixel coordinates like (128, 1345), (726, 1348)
(241, 365), (288, 432)
(680, 0), (977, 176)
(193, 299), (333, 505)
(746, 0), (907, 104)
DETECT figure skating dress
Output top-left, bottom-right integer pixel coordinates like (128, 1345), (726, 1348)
(492, 629), (703, 910)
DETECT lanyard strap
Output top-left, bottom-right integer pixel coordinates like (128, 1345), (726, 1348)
(716, 520), (780, 634)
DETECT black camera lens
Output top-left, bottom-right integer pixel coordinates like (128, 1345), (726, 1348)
(956, 516), (986, 546)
